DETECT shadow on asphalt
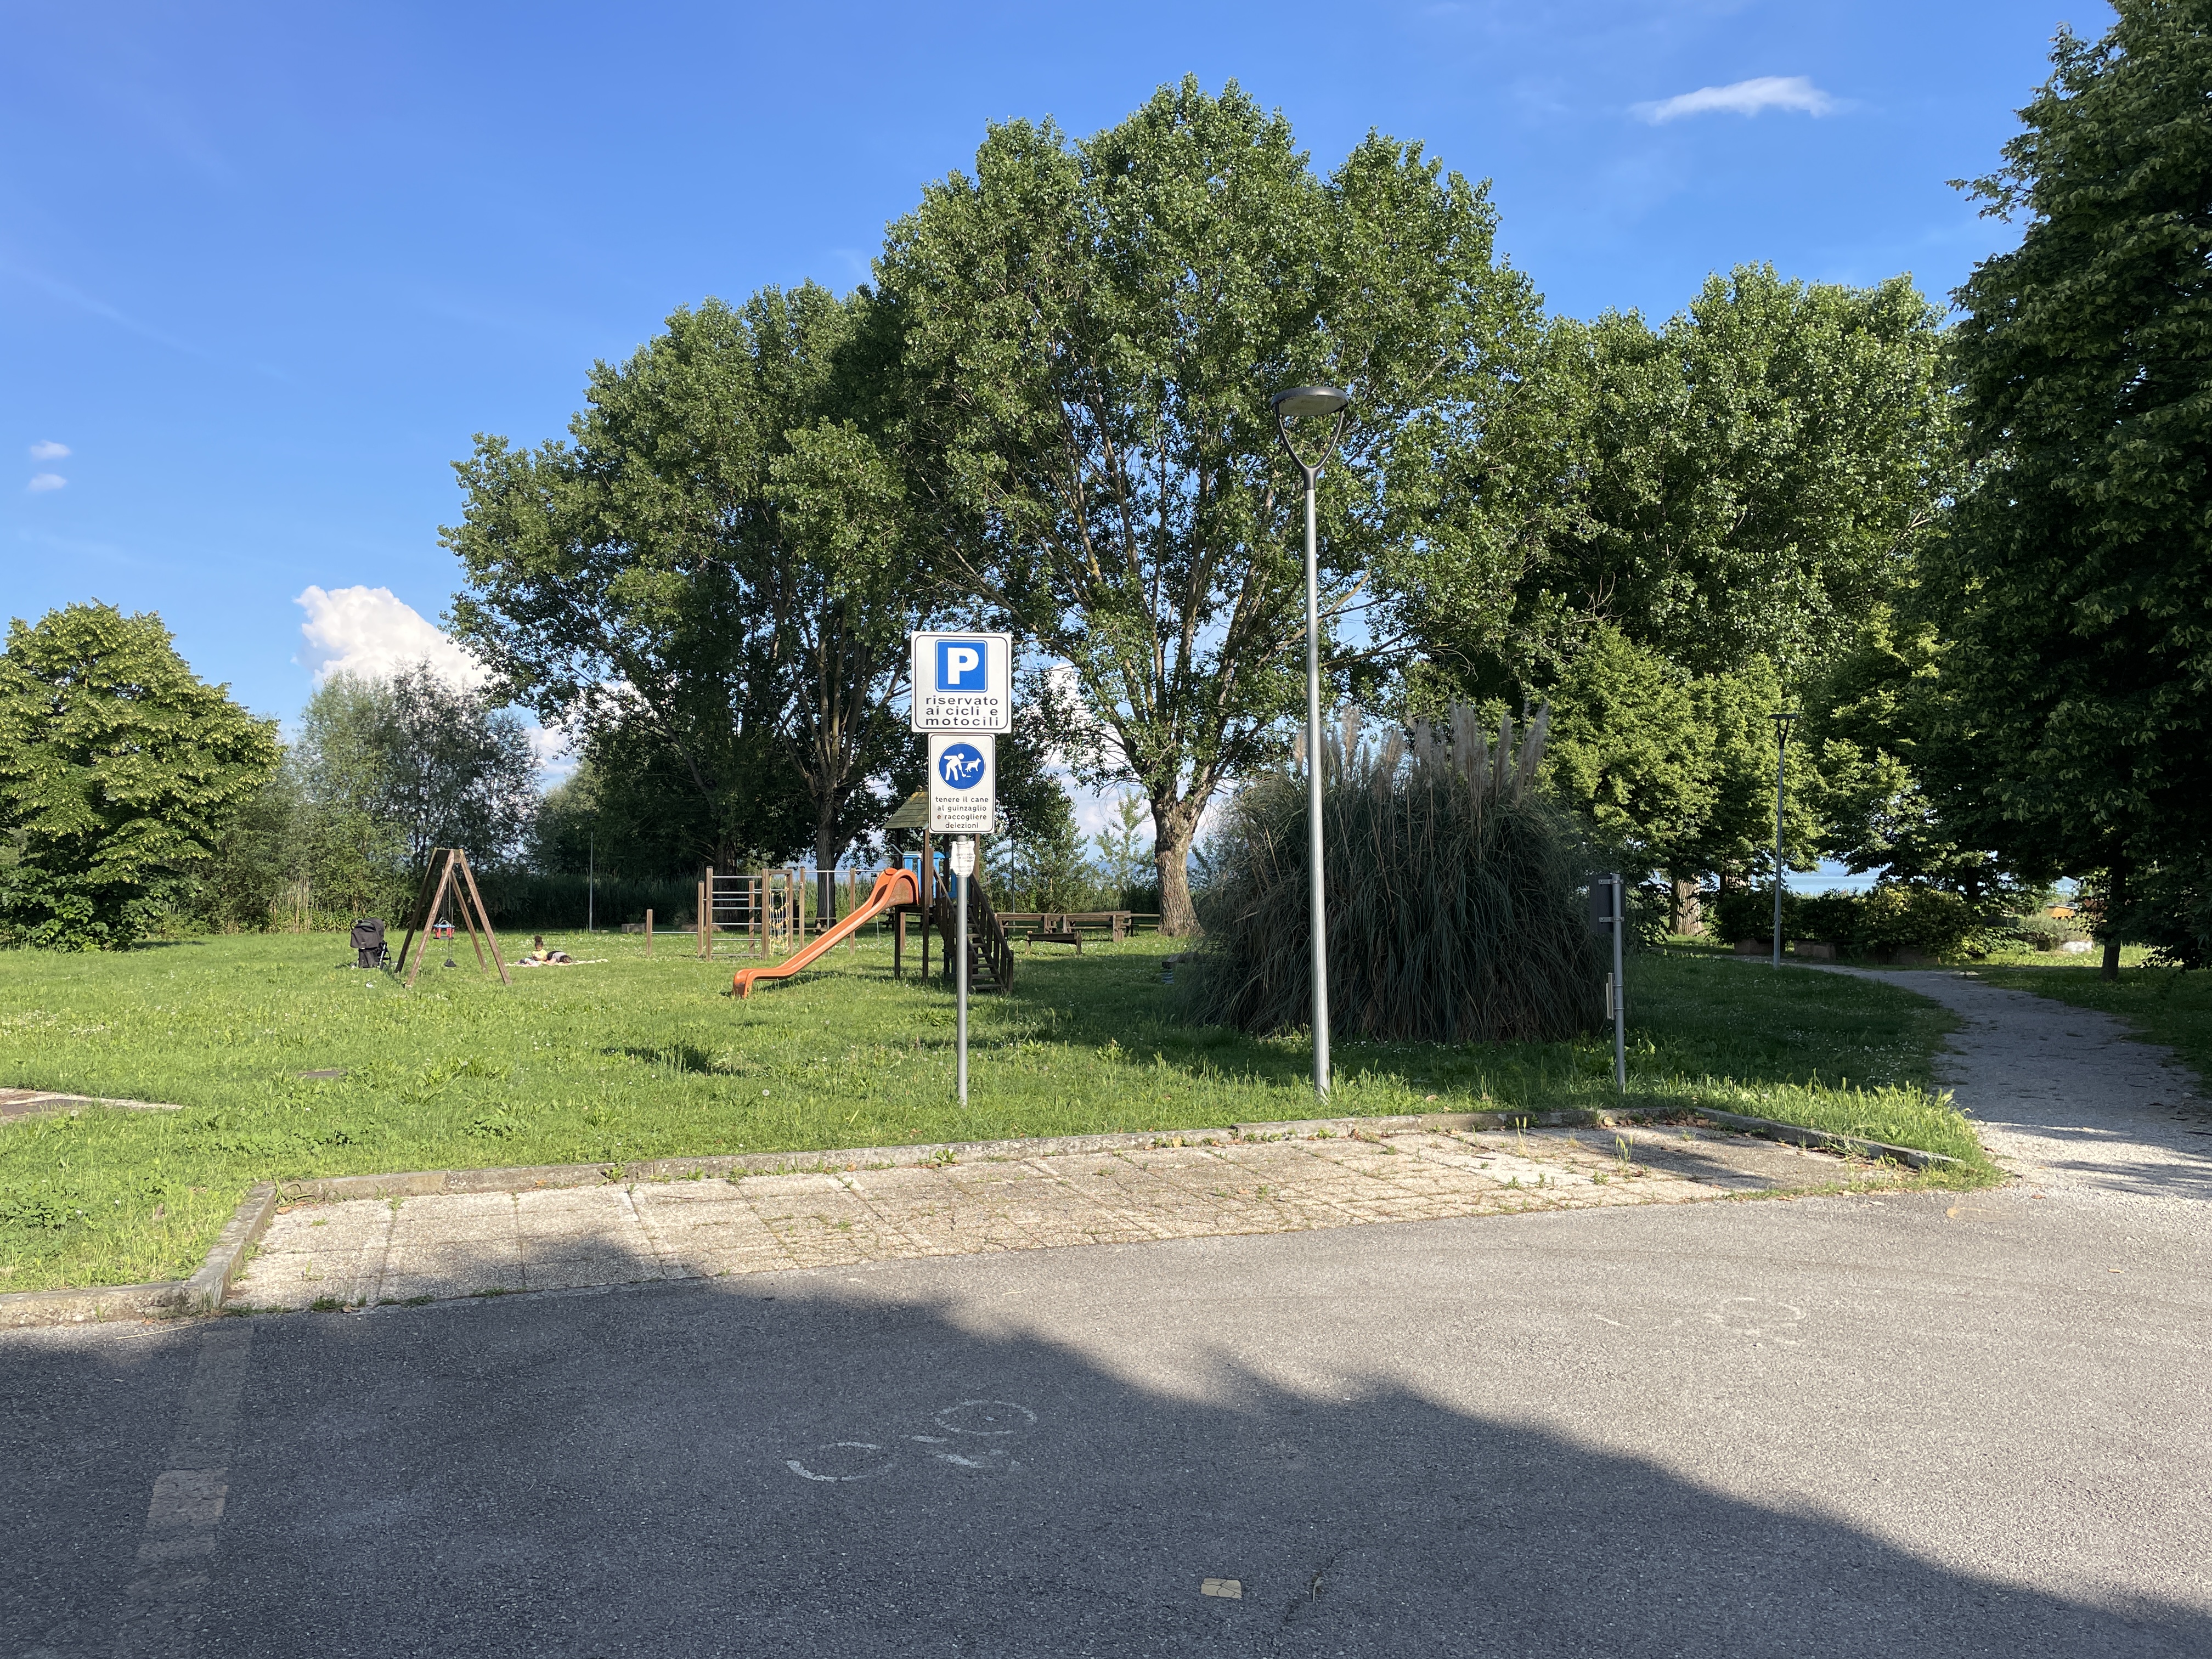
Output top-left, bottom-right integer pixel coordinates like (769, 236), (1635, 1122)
(5, 1257), (2204, 1658)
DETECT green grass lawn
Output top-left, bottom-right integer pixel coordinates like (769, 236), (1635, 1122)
(1, 928), (1988, 1293)
(1973, 960), (2212, 1092)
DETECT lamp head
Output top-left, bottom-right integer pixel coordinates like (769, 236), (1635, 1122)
(1271, 385), (1352, 419)
(1271, 385), (1353, 472)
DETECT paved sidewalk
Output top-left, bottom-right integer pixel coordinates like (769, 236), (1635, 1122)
(228, 1121), (1901, 1311)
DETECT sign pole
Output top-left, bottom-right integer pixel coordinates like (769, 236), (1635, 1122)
(956, 840), (970, 1105)
(1611, 873), (1628, 1094)
(910, 630), (1011, 1110)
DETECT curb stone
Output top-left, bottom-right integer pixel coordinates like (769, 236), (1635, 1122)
(0, 1105), (1964, 1330)
(0, 1183), (276, 1330)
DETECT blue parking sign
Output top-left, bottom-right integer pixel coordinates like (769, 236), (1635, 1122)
(936, 639), (988, 691)
(911, 630), (1012, 733)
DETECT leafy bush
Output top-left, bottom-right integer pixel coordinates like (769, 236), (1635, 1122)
(1852, 887), (1977, 957)
(1713, 884), (1796, 945)
(2006, 913), (2081, 953)
(1714, 883), (1983, 959)
(1182, 707), (1605, 1043)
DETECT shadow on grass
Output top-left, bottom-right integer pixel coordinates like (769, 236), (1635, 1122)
(997, 946), (1951, 1104)
(8, 1231), (2203, 1656)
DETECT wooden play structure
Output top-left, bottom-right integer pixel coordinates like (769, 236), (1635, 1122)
(732, 866), (922, 998)
(724, 842), (1018, 1001)
(394, 848), (509, 988)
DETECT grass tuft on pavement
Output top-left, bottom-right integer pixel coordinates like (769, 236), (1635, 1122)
(1, 930), (1987, 1292)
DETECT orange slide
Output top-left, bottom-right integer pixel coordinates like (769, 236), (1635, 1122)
(732, 866), (920, 999)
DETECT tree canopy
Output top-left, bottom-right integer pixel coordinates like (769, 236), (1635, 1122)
(446, 286), (914, 877)
(1929, 0), (2212, 970)
(0, 603), (278, 949)
(876, 76), (1538, 932)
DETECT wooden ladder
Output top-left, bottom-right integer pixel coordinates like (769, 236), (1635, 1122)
(932, 877), (1015, 993)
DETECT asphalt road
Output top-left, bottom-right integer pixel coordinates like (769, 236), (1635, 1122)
(7, 1183), (2209, 1657)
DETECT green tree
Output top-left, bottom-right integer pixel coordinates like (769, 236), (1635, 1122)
(285, 665), (534, 918)
(0, 603), (278, 949)
(877, 78), (1537, 932)
(1092, 792), (1155, 905)
(1803, 605), (2029, 909)
(379, 664), (538, 874)
(192, 761), (303, 931)
(1932, 1), (2212, 976)
(291, 673), (410, 917)
(1543, 629), (1820, 931)
(447, 287), (907, 878)
(1390, 266), (1954, 706)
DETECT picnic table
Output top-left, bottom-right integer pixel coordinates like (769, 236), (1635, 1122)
(996, 910), (1136, 951)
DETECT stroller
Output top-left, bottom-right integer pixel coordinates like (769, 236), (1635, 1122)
(350, 917), (390, 970)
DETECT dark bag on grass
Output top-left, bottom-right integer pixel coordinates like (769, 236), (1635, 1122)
(351, 918), (387, 970)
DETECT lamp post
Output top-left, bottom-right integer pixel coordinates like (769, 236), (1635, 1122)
(1271, 384), (1352, 1101)
(1770, 710), (1800, 967)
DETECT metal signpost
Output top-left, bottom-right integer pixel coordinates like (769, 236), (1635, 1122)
(1770, 710), (1800, 969)
(912, 633), (1012, 1106)
(1589, 873), (1627, 1093)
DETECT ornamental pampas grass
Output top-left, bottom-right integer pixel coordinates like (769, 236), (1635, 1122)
(1182, 705), (1604, 1043)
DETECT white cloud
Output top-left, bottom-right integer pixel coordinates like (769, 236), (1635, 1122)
(26, 472), (65, 493)
(294, 583), (582, 782)
(294, 583), (489, 688)
(1634, 76), (1838, 125)
(29, 440), (70, 461)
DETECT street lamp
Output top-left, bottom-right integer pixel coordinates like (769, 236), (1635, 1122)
(1272, 383), (1352, 1100)
(1770, 709), (1801, 967)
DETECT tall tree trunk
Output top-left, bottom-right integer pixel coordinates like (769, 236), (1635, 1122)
(1152, 798), (1202, 936)
(1670, 873), (1703, 937)
(2100, 856), (2128, 982)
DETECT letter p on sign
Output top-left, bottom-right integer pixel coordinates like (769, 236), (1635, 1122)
(937, 641), (985, 690)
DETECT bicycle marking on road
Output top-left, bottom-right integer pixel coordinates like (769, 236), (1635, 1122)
(785, 1400), (1036, 1482)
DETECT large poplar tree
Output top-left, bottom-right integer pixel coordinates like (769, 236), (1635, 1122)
(876, 77), (1538, 933)
(1931, 0), (2212, 973)
(447, 287), (922, 894)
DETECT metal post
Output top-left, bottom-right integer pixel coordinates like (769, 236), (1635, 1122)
(1272, 385), (1351, 1104)
(956, 842), (970, 1106)
(588, 831), (595, 934)
(1302, 467), (1330, 1099)
(1770, 712), (1796, 968)
(1611, 873), (1627, 1093)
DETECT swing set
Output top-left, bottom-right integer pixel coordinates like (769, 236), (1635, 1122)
(392, 848), (510, 988)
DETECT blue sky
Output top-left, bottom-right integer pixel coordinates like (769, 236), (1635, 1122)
(5, 0), (2099, 747)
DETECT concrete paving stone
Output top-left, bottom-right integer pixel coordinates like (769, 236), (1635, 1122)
(228, 1255), (334, 1312)
(377, 1243), (523, 1297)
(511, 1188), (634, 1227)
(728, 1171), (849, 1200)
(191, 1121), (1911, 1316)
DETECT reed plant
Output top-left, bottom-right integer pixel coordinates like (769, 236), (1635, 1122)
(1182, 706), (1607, 1043)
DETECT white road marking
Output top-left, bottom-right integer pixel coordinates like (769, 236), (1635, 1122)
(115, 1321), (255, 1655)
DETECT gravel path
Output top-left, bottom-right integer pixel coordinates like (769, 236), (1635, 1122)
(1815, 966), (2212, 1207)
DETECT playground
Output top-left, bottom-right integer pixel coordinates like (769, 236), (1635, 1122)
(0, 924), (1988, 1294)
